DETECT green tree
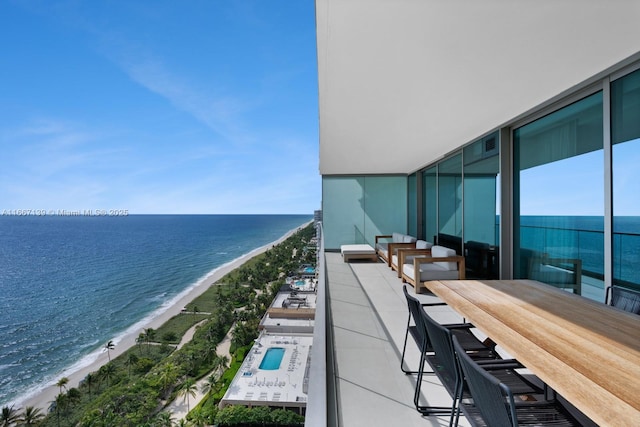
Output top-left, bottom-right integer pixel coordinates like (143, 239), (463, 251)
(271, 407), (305, 425)
(144, 328), (156, 351)
(153, 411), (173, 427)
(211, 355), (229, 380)
(66, 387), (81, 407)
(99, 362), (116, 387)
(200, 373), (217, 397)
(51, 393), (66, 427)
(55, 377), (69, 395)
(188, 407), (208, 427)
(82, 372), (95, 396)
(1, 405), (19, 427)
(136, 332), (146, 354)
(201, 341), (217, 364)
(17, 405), (44, 426)
(126, 352), (139, 377)
(104, 339), (115, 362)
(159, 362), (178, 396)
(179, 378), (197, 413)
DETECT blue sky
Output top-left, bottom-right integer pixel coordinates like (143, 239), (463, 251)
(0, 0), (319, 214)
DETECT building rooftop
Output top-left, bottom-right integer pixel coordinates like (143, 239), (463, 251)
(220, 332), (313, 412)
(261, 290), (316, 334)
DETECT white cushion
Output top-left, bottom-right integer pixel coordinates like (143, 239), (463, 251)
(392, 232), (404, 243)
(393, 253), (429, 267)
(431, 245), (458, 271)
(403, 235), (417, 243)
(416, 240), (433, 250)
(404, 263), (460, 281)
(341, 244), (375, 256)
(376, 242), (389, 252)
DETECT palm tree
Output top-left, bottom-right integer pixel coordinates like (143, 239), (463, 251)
(202, 341), (217, 364)
(136, 332), (145, 354)
(104, 339), (115, 362)
(52, 393), (66, 427)
(66, 387), (81, 407)
(200, 373), (217, 396)
(144, 328), (156, 351)
(179, 378), (198, 413)
(83, 372), (95, 396)
(126, 352), (139, 377)
(188, 407), (207, 427)
(1, 405), (19, 427)
(17, 406), (44, 426)
(159, 362), (178, 396)
(55, 377), (69, 395)
(214, 355), (229, 378)
(154, 411), (173, 427)
(100, 362), (116, 387)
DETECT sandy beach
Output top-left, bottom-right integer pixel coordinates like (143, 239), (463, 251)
(15, 222), (311, 412)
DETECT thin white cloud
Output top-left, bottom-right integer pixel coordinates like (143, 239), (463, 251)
(109, 45), (257, 145)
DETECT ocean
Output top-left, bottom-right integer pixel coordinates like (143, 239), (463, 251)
(519, 215), (640, 285)
(0, 214), (311, 407)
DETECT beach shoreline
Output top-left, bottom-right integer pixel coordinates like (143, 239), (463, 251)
(14, 221), (311, 412)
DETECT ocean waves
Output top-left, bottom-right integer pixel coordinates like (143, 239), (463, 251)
(0, 214), (311, 406)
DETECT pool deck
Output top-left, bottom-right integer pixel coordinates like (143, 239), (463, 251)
(220, 332), (313, 411)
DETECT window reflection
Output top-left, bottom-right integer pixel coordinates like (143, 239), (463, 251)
(612, 68), (640, 291)
(438, 154), (462, 254)
(463, 133), (499, 279)
(514, 92), (604, 299)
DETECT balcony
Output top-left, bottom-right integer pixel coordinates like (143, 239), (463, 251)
(322, 251), (469, 426)
(306, 227), (600, 426)
(305, 224), (475, 426)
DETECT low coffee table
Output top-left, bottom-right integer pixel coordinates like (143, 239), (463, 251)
(340, 244), (378, 262)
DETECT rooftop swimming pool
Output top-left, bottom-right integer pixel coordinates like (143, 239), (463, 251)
(259, 347), (285, 370)
(302, 267), (315, 274)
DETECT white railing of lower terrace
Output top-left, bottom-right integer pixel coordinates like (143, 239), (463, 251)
(304, 222), (337, 426)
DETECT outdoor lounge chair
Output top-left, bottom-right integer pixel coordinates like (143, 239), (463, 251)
(452, 335), (580, 426)
(401, 245), (465, 293)
(528, 254), (582, 294)
(375, 232), (417, 266)
(605, 284), (640, 314)
(392, 239), (433, 277)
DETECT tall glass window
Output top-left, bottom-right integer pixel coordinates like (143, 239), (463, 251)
(423, 166), (437, 244)
(463, 132), (500, 278)
(321, 176), (407, 250)
(514, 92), (603, 299)
(438, 154), (462, 254)
(408, 173), (418, 238)
(612, 68), (640, 291)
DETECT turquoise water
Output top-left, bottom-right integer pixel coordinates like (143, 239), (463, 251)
(0, 214), (311, 407)
(259, 347), (285, 370)
(518, 215), (640, 286)
(303, 267), (315, 274)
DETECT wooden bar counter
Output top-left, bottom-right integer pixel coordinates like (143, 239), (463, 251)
(424, 279), (640, 426)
